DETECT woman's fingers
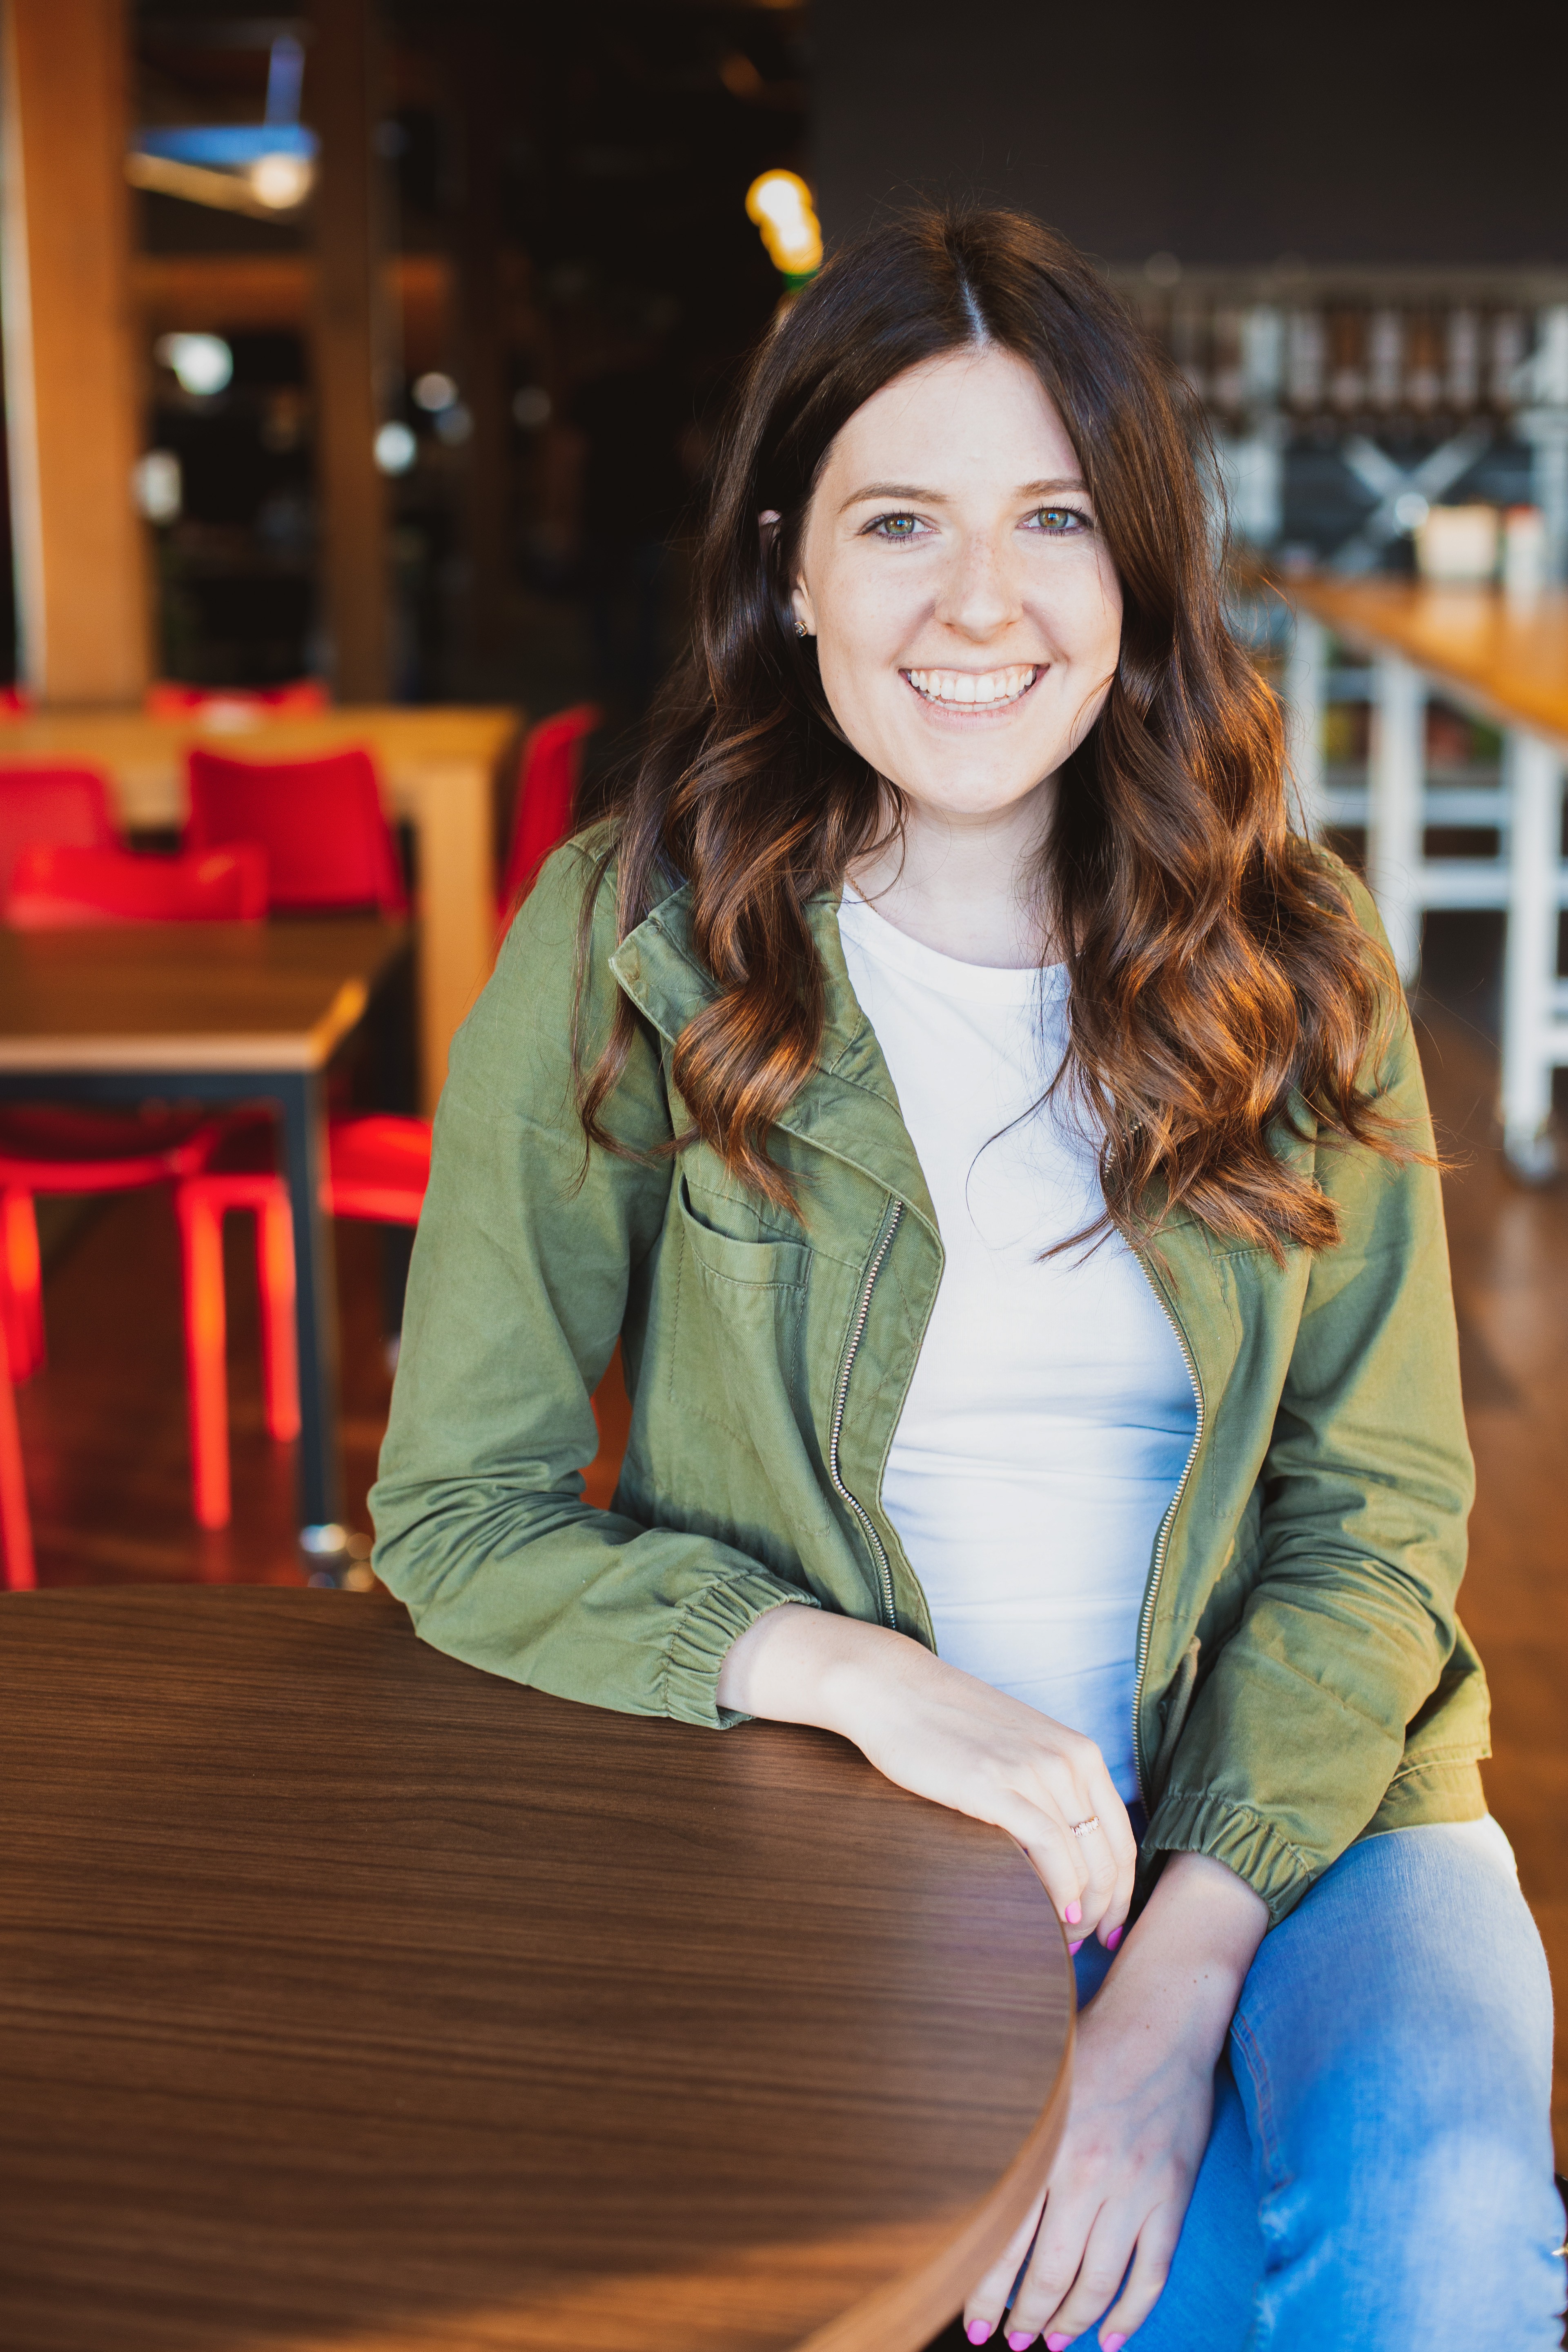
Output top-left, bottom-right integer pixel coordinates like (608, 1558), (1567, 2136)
(1008, 2197), (1136, 2349)
(962, 2191), (1045, 2343)
(1091, 2202), (1183, 2348)
(1006, 1819), (1092, 1936)
(1071, 1820), (1121, 1933)
(1062, 1765), (1137, 1944)
(1000, 2188), (1109, 2345)
(1031, 1752), (1135, 1940)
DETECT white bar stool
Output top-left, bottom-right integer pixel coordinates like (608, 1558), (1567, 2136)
(1282, 608), (1568, 1176)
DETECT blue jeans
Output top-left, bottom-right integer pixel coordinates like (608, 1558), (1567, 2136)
(1050, 1819), (1564, 2346)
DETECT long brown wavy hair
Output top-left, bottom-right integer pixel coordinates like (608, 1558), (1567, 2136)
(577, 205), (1402, 1256)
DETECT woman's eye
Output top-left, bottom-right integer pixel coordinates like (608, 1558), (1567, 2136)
(1030, 506), (1091, 535)
(866, 512), (927, 539)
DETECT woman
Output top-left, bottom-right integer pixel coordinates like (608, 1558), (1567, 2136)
(372, 209), (1563, 2345)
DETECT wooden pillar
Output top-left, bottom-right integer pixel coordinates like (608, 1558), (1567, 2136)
(309, 0), (392, 702)
(0, 0), (149, 705)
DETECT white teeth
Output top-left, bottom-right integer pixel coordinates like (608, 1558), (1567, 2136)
(906, 666), (1038, 707)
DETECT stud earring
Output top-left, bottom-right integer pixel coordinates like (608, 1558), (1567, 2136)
(794, 617), (808, 639)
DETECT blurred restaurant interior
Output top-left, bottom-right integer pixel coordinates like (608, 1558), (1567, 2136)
(0, 0), (1565, 2330)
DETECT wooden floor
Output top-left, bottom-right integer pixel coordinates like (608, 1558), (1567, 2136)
(8, 995), (1565, 2162)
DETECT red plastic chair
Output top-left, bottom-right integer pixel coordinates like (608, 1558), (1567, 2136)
(186, 745), (408, 916)
(174, 1158), (299, 1530)
(4, 842), (268, 929)
(327, 1114), (433, 1223)
(0, 764), (116, 903)
(498, 704), (600, 918)
(0, 1107), (297, 1531)
(147, 679), (330, 724)
(0, 1299), (34, 1590)
(183, 1113), (432, 1515)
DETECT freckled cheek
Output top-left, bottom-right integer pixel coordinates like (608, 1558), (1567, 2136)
(817, 594), (915, 708)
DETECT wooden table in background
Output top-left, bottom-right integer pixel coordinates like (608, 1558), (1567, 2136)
(0, 1589), (1074, 2352)
(0, 706), (522, 1114)
(1287, 576), (1568, 748)
(0, 920), (410, 1537)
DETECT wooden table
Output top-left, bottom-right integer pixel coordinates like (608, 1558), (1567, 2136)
(0, 1589), (1074, 2352)
(0, 920), (410, 1538)
(1288, 576), (1568, 750)
(0, 707), (522, 1114)
(1284, 577), (1568, 1171)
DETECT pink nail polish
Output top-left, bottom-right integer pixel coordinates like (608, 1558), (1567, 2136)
(1065, 1900), (1082, 1927)
(1068, 1938), (1085, 1954)
(1103, 2337), (1128, 2351)
(965, 2325), (995, 2347)
(1006, 2334), (1036, 2351)
(1047, 2336), (1073, 2350)
(1105, 1924), (1123, 1952)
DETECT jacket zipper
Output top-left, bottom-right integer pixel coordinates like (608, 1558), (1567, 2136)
(828, 1198), (904, 1629)
(1130, 1251), (1205, 1808)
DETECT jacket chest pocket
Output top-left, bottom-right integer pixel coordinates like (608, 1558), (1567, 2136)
(673, 1177), (813, 1439)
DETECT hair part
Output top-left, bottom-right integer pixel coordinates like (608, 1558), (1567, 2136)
(575, 203), (1405, 1259)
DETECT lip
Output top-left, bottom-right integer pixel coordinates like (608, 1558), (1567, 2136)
(900, 665), (1045, 719)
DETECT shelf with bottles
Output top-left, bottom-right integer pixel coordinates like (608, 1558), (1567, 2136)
(1110, 265), (1568, 577)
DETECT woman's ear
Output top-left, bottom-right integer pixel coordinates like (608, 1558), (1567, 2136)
(760, 509), (815, 640)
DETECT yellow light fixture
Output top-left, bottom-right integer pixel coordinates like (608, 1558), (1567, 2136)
(746, 170), (821, 282)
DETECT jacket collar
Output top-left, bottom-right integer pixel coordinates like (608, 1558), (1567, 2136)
(607, 880), (940, 1234)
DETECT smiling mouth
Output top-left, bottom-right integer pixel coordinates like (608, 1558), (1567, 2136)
(904, 664), (1040, 709)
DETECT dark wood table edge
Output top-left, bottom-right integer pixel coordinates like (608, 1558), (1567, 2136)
(798, 2051), (1073, 2352)
(1, 1588), (1078, 2351)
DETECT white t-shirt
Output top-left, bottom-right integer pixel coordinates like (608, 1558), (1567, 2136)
(837, 887), (1197, 1802)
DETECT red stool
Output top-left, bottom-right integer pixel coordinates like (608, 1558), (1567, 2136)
(4, 842), (268, 927)
(0, 839), (286, 1531)
(187, 744), (408, 915)
(0, 1297), (34, 1590)
(183, 1114), (432, 1515)
(174, 1163), (300, 1530)
(326, 1114), (432, 1224)
(499, 704), (600, 918)
(0, 764), (116, 902)
(0, 1107), (297, 1531)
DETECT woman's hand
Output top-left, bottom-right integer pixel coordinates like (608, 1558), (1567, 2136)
(717, 1608), (1136, 1943)
(964, 1853), (1270, 2349)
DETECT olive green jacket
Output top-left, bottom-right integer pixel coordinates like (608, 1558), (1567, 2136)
(370, 839), (1488, 1925)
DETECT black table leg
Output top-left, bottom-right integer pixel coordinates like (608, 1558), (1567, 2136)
(275, 1069), (343, 1540)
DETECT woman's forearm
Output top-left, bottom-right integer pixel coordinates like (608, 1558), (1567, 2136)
(1089, 1850), (1270, 2065)
(717, 1601), (936, 1729)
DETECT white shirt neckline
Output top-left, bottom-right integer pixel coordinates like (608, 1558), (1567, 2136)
(839, 882), (1067, 1009)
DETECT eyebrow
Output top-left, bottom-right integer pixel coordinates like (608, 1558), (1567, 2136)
(839, 475), (1089, 512)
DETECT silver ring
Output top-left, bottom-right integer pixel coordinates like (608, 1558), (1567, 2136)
(1069, 1815), (1100, 1839)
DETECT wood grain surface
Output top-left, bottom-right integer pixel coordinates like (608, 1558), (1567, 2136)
(0, 920), (408, 1071)
(1287, 575), (1568, 746)
(0, 1589), (1073, 2352)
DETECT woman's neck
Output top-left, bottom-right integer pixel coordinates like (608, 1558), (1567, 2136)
(845, 774), (1058, 969)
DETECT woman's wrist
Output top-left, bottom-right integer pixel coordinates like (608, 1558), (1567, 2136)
(1089, 1850), (1270, 2065)
(717, 1603), (926, 1733)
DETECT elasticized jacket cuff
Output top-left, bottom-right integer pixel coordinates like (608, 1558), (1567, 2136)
(662, 1577), (820, 1728)
(1138, 1787), (1320, 1926)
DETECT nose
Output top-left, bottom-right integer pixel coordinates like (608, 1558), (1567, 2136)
(932, 524), (1025, 642)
